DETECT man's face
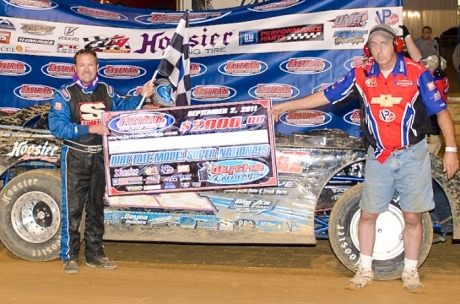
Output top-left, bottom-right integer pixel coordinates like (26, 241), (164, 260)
(422, 28), (432, 40)
(368, 35), (396, 67)
(74, 53), (98, 86)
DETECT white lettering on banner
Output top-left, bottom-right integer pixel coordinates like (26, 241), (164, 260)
(6, 141), (58, 157)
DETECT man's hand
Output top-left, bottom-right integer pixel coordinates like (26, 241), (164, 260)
(141, 81), (155, 98)
(270, 103), (288, 122)
(399, 25), (410, 39)
(443, 152), (459, 179)
(89, 124), (109, 135)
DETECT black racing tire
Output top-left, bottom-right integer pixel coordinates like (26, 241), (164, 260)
(329, 183), (433, 280)
(0, 169), (62, 261)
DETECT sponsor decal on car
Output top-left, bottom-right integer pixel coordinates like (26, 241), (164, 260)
(229, 198), (276, 214)
(257, 220), (283, 232)
(278, 110), (332, 127)
(0, 60), (31, 76)
(6, 140), (59, 157)
(98, 65), (146, 79)
(280, 57), (332, 74)
(248, 83), (299, 101)
(71, 6), (128, 21)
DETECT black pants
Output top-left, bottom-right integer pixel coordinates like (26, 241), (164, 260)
(59, 145), (106, 262)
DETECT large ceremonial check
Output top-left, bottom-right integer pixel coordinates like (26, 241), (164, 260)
(102, 100), (278, 196)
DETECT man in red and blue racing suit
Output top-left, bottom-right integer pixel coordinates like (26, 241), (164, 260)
(271, 24), (458, 292)
(49, 48), (154, 274)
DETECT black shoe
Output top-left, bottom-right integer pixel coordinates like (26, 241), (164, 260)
(86, 256), (117, 270)
(63, 259), (79, 274)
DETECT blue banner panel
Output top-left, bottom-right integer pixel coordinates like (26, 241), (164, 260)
(0, 0), (402, 137)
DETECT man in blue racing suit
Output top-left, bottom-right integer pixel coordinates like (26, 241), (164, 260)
(49, 48), (154, 274)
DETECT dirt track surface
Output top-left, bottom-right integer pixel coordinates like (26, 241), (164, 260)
(1, 237), (459, 304)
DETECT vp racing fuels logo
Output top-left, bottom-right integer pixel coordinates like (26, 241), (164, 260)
(218, 60), (267, 76)
(198, 160), (269, 185)
(191, 85), (237, 102)
(98, 65), (146, 79)
(248, 0), (305, 12)
(375, 9), (399, 25)
(71, 6), (128, 21)
(13, 84), (56, 100)
(41, 62), (74, 78)
(0, 60), (32, 76)
(4, 0), (58, 10)
(108, 113), (176, 134)
(279, 110), (332, 127)
(248, 83), (299, 101)
(280, 57), (332, 74)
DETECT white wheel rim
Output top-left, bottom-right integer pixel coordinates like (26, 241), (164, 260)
(349, 204), (405, 260)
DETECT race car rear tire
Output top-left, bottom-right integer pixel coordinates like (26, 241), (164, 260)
(0, 169), (62, 261)
(329, 183), (433, 280)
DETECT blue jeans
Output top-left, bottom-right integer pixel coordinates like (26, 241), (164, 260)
(360, 139), (434, 213)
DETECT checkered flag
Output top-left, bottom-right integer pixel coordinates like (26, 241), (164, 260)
(156, 10), (191, 106)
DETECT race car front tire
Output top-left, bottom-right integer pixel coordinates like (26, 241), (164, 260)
(328, 183), (433, 280)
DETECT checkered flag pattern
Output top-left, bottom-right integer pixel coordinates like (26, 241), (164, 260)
(83, 35), (131, 52)
(156, 10), (191, 106)
(284, 31), (322, 41)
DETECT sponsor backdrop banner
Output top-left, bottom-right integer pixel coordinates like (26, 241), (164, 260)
(102, 100), (278, 195)
(0, 0), (402, 137)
